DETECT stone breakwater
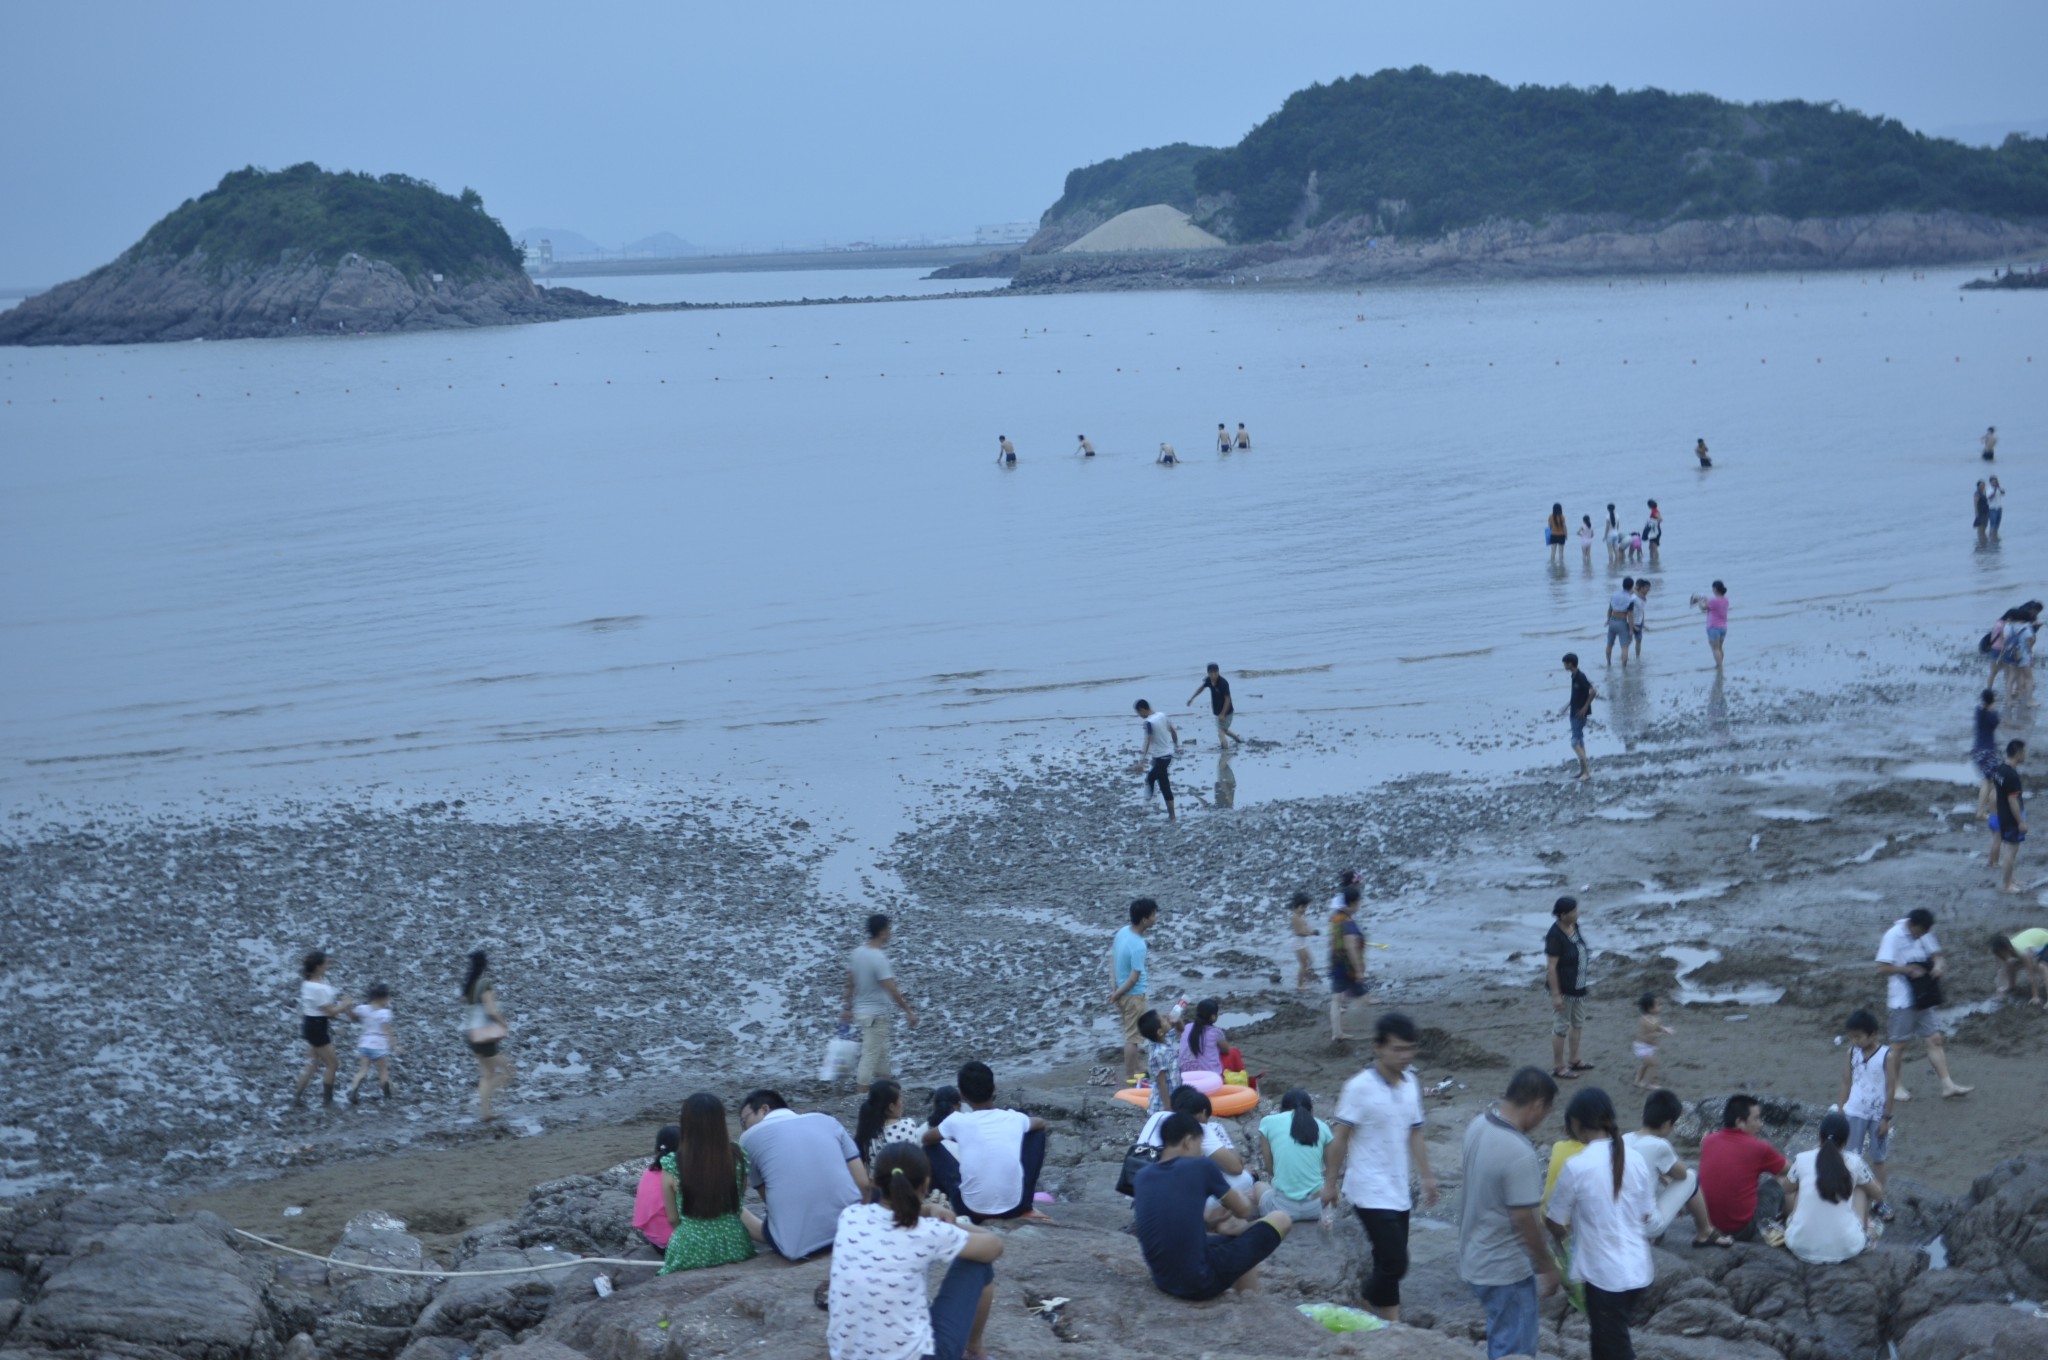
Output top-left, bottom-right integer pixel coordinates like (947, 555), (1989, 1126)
(947, 210), (2048, 291)
(0, 256), (624, 346)
(5, 1102), (2048, 1360)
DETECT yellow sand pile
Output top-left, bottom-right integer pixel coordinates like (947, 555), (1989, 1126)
(1060, 205), (1226, 253)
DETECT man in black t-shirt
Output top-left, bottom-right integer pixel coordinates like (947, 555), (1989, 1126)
(1545, 896), (1593, 1079)
(1563, 653), (1595, 782)
(1187, 663), (1245, 748)
(1989, 739), (2027, 894)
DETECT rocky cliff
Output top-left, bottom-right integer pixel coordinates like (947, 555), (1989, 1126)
(0, 254), (623, 346)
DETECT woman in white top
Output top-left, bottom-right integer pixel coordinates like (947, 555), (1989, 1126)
(827, 1142), (1003, 1360)
(1545, 1088), (1657, 1360)
(1784, 1112), (1874, 1264)
(293, 950), (352, 1105)
(460, 950), (510, 1121)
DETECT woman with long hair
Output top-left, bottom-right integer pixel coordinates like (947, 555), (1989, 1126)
(632, 1125), (682, 1249)
(1544, 1088), (1657, 1360)
(827, 1142), (1003, 1360)
(1177, 998), (1227, 1078)
(1547, 503), (1568, 563)
(1783, 1112), (1875, 1263)
(659, 1092), (763, 1273)
(854, 1079), (922, 1172)
(293, 950), (351, 1105)
(1603, 504), (1623, 563)
(459, 951), (510, 1121)
(1255, 1088), (1333, 1221)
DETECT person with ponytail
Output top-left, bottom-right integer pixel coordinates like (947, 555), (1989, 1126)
(1543, 1087), (1657, 1360)
(632, 1124), (681, 1249)
(1783, 1112), (1876, 1264)
(1177, 998), (1228, 1078)
(827, 1142), (1003, 1360)
(1255, 1088), (1333, 1221)
(853, 1079), (921, 1173)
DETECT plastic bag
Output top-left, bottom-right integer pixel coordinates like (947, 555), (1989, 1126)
(818, 1023), (860, 1081)
(1296, 1303), (1386, 1334)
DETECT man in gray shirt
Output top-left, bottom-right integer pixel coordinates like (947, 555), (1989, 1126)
(840, 912), (917, 1085)
(1458, 1067), (1561, 1360)
(737, 1089), (871, 1259)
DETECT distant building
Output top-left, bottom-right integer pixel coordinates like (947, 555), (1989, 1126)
(975, 222), (1036, 245)
(522, 238), (554, 270)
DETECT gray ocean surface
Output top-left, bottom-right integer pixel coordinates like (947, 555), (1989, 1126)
(1, 268), (2042, 845)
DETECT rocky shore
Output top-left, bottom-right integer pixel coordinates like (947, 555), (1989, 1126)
(936, 210), (2048, 291)
(6, 1105), (2047, 1360)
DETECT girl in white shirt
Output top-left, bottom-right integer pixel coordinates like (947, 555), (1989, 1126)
(1545, 1088), (1658, 1360)
(1784, 1112), (1874, 1264)
(345, 984), (400, 1104)
(293, 950), (351, 1105)
(827, 1143), (1003, 1360)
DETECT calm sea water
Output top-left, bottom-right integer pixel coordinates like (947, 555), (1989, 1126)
(1, 268), (2041, 851)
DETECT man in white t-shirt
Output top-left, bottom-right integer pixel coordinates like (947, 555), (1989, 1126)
(1625, 1088), (1729, 1246)
(1874, 909), (1971, 1099)
(1605, 578), (1638, 667)
(1131, 698), (1180, 821)
(840, 912), (917, 1086)
(924, 1061), (1050, 1222)
(1322, 1012), (1437, 1323)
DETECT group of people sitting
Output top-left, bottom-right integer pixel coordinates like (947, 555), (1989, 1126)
(625, 1062), (1048, 1360)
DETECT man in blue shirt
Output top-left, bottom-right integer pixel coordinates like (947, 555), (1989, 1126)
(1133, 1113), (1291, 1299)
(1109, 898), (1158, 1080)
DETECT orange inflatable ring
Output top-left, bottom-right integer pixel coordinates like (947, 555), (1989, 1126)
(1111, 1085), (1258, 1117)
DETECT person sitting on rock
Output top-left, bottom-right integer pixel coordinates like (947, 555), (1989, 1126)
(921, 1061), (1050, 1223)
(1177, 998), (1229, 1080)
(1697, 1094), (1790, 1241)
(1783, 1112), (1876, 1265)
(827, 1142), (1004, 1360)
(632, 1124), (681, 1250)
(658, 1092), (764, 1273)
(738, 1088), (871, 1259)
(1624, 1089), (1733, 1248)
(1140, 1084), (1254, 1223)
(1132, 1112), (1292, 1300)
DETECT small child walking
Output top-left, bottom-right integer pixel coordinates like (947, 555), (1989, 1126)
(347, 984), (400, 1103)
(1632, 992), (1673, 1089)
(1286, 891), (1316, 991)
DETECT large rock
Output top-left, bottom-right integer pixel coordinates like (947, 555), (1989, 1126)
(410, 1242), (588, 1342)
(1897, 1303), (2048, 1360)
(329, 1211), (442, 1333)
(13, 1213), (280, 1360)
(1942, 1157), (2048, 1295)
(515, 1167), (642, 1260)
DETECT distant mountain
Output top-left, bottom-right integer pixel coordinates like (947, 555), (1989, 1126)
(618, 231), (701, 257)
(1038, 68), (2048, 245)
(514, 227), (608, 259)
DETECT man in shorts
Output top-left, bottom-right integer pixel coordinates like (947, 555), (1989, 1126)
(1563, 653), (1595, 781)
(1187, 663), (1245, 748)
(1132, 1113), (1290, 1299)
(1988, 739), (2026, 894)
(1605, 578), (1637, 667)
(1109, 898), (1159, 1079)
(1875, 908), (1972, 1099)
(1328, 883), (1370, 1041)
(1545, 897), (1593, 1079)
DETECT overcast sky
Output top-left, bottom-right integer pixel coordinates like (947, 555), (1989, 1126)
(4, 0), (2044, 285)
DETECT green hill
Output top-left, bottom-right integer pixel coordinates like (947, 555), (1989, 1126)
(1052, 68), (2048, 243)
(1041, 142), (1221, 226)
(132, 162), (526, 279)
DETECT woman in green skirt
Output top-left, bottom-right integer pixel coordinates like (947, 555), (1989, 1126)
(659, 1092), (765, 1273)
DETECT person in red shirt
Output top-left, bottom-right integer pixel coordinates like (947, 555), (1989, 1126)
(1697, 1095), (1790, 1240)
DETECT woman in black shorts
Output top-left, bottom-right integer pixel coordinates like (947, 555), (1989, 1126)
(461, 950), (511, 1121)
(293, 950), (351, 1104)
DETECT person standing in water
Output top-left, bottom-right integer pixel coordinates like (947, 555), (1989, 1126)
(1216, 423), (1233, 454)
(1972, 688), (2002, 819)
(1234, 423), (1251, 449)
(1187, 663), (1245, 749)
(1643, 500), (1663, 564)
(1604, 578), (1636, 668)
(1131, 699), (1180, 821)
(1546, 504), (1568, 564)
(1602, 505), (1623, 563)
(1695, 438), (1712, 468)
(1692, 581), (1729, 668)
(1076, 435), (1095, 458)
(1631, 579), (1652, 662)
(1975, 481), (1992, 543)
(1156, 443), (1178, 465)
(996, 436), (1016, 466)
(1986, 477), (2005, 539)
(1577, 515), (1595, 559)
(1564, 654), (1595, 781)
(1982, 426), (1998, 462)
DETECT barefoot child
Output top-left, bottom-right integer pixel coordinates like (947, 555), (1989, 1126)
(1633, 993), (1673, 1089)
(1137, 1009), (1182, 1113)
(1285, 891), (1315, 991)
(1835, 1010), (1899, 1220)
(347, 984), (400, 1102)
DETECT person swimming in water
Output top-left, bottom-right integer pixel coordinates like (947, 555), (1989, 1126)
(1235, 423), (1251, 450)
(1076, 435), (1095, 458)
(1695, 438), (1712, 469)
(1157, 443), (1178, 465)
(1217, 423), (1232, 454)
(997, 436), (1017, 466)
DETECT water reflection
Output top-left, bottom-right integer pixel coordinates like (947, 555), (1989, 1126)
(1213, 746), (1237, 810)
(1707, 672), (1731, 746)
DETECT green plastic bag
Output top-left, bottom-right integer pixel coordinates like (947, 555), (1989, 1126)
(1297, 1303), (1388, 1333)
